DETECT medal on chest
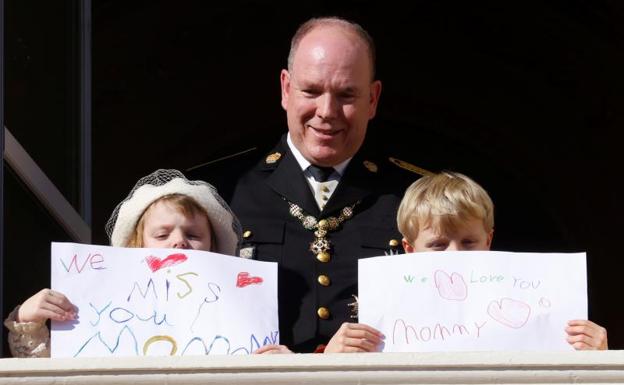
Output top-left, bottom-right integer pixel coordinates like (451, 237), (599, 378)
(286, 200), (358, 261)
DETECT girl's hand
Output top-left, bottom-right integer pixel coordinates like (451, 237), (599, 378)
(253, 344), (293, 354)
(17, 289), (76, 324)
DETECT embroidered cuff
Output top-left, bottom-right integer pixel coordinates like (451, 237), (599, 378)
(4, 306), (50, 358)
(4, 306), (46, 333)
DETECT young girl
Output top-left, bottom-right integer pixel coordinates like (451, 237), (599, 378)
(4, 169), (242, 357)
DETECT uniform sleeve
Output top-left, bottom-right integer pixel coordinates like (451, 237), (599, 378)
(3, 306), (50, 358)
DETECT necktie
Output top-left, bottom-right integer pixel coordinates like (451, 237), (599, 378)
(308, 165), (334, 182)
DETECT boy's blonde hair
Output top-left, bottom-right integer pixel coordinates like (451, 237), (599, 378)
(126, 194), (214, 248)
(397, 171), (494, 243)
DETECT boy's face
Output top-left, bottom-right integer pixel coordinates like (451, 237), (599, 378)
(402, 217), (493, 253)
(141, 201), (212, 251)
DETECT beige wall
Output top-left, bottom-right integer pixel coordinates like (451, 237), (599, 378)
(1, 351), (624, 384)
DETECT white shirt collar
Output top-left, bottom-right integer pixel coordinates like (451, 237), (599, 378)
(286, 133), (351, 176)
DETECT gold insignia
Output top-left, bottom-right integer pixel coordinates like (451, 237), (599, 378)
(265, 152), (282, 164)
(388, 157), (433, 176)
(286, 199), (359, 261)
(363, 160), (378, 173)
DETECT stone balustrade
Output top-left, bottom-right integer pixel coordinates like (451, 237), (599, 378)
(1, 351), (624, 384)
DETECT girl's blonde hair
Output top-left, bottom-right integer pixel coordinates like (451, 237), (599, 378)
(397, 171), (494, 243)
(126, 194), (214, 249)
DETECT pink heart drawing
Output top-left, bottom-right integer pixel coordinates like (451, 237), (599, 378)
(434, 270), (468, 301)
(145, 253), (188, 272)
(487, 298), (531, 329)
(236, 272), (264, 288)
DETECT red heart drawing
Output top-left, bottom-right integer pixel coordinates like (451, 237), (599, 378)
(236, 272), (263, 288)
(434, 270), (468, 301)
(487, 298), (531, 329)
(145, 253), (188, 272)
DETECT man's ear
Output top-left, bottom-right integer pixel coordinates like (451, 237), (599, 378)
(402, 238), (415, 253)
(368, 80), (382, 119)
(280, 69), (291, 111)
(486, 228), (494, 250)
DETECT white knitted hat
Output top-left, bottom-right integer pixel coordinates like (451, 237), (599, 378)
(105, 169), (241, 255)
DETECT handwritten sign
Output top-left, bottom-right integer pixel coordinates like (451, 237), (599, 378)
(50, 242), (278, 357)
(358, 251), (587, 351)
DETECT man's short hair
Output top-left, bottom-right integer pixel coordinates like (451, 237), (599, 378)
(287, 16), (377, 80)
(397, 171), (495, 243)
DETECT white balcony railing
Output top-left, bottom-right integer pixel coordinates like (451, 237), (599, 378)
(1, 351), (624, 385)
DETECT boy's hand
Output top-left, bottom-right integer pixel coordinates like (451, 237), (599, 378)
(565, 319), (608, 350)
(17, 289), (76, 324)
(253, 344), (293, 354)
(324, 322), (384, 353)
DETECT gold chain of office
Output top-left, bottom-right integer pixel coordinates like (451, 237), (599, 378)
(286, 200), (359, 262)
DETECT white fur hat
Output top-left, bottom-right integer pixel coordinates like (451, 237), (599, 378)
(105, 169), (241, 255)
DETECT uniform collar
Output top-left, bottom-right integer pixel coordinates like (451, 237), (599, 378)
(286, 133), (351, 176)
(264, 136), (320, 216)
(263, 134), (378, 217)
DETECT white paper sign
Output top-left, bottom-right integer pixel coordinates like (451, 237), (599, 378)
(359, 251), (587, 352)
(51, 242), (278, 357)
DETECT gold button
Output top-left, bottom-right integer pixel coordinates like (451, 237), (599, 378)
(243, 230), (252, 239)
(389, 239), (399, 247)
(318, 274), (330, 286)
(316, 251), (331, 263)
(317, 307), (330, 320)
(321, 195), (328, 201)
(321, 186), (330, 193)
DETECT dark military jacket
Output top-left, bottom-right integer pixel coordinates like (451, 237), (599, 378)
(229, 134), (418, 352)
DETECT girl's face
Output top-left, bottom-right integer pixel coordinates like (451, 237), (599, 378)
(141, 200), (212, 251)
(403, 217), (493, 253)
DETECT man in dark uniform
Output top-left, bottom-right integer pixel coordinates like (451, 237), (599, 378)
(229, 17), (421, 353)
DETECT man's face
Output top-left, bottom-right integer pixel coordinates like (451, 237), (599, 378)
(280, 26), (382, 167)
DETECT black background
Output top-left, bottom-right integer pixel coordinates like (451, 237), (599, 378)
(92, 0), (624, 347)
(5, 0), (623, 352)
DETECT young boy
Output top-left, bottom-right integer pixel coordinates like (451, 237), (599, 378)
(4, 169), (242, 357)
(397, 171), (494, 253)
(325, 171), (608, 353)
(398, 171), (606, 350)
